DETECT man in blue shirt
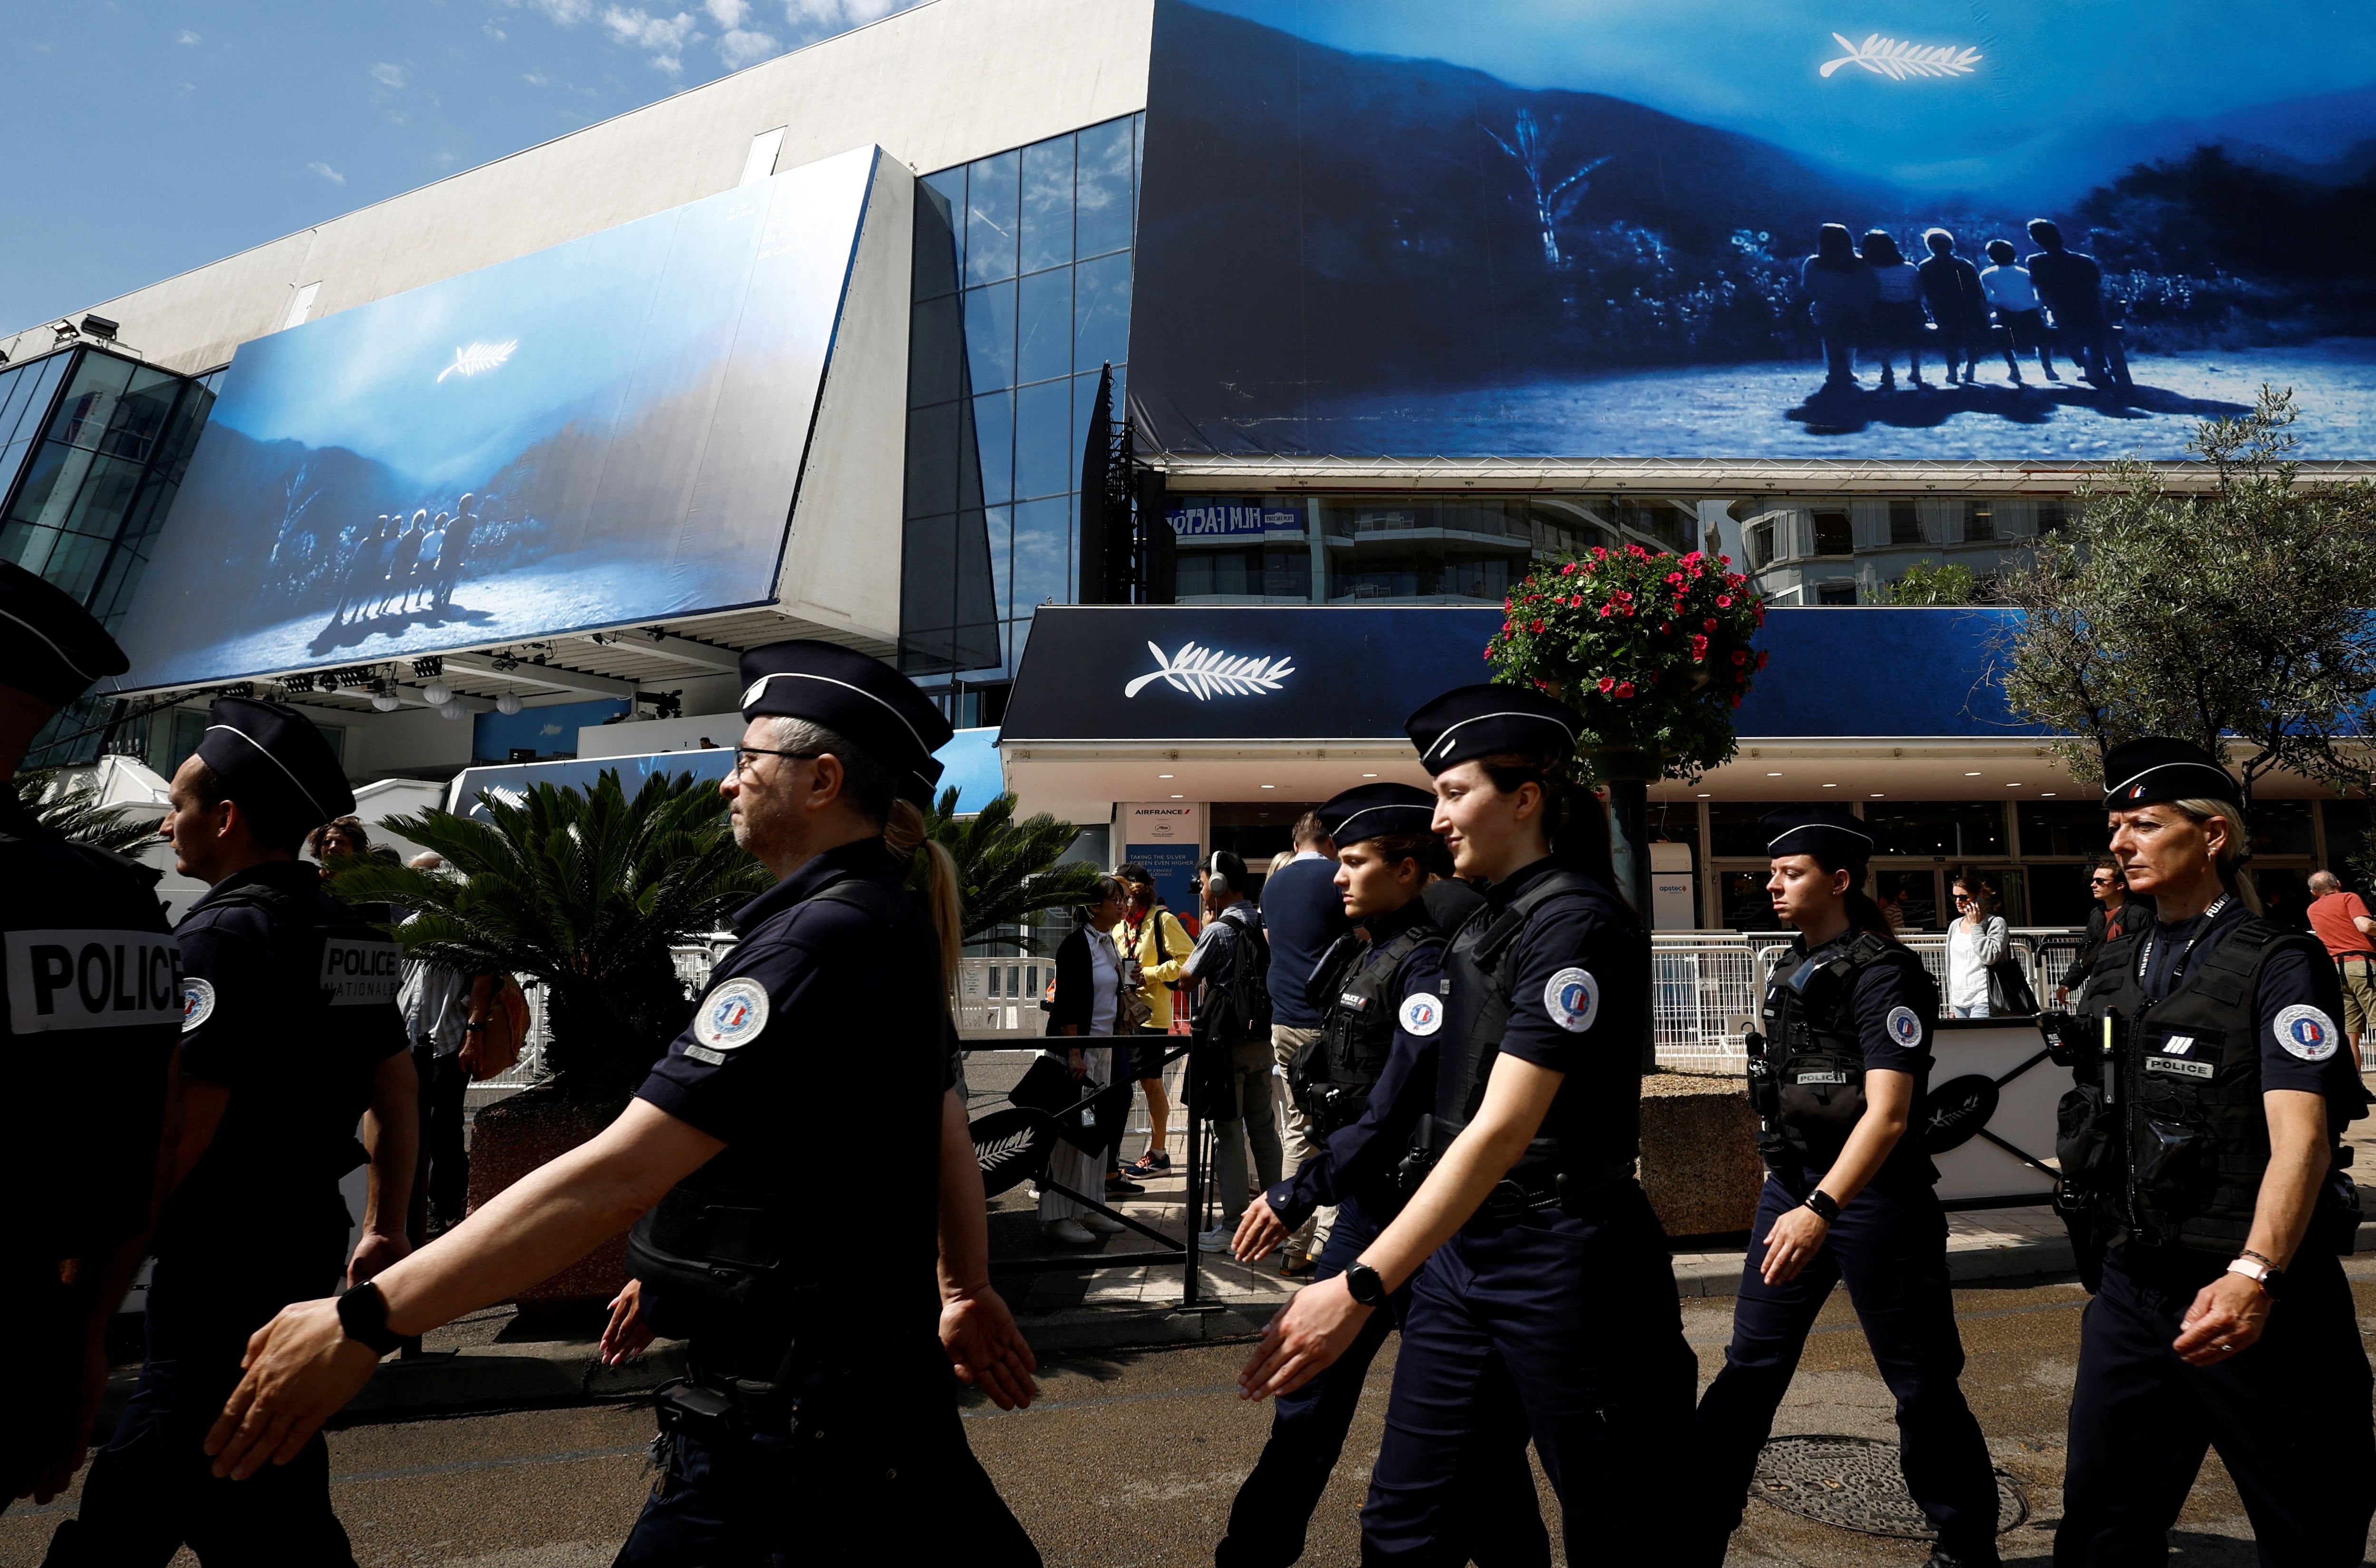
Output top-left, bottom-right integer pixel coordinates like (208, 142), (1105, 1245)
(1263, 811), (1351, 1272)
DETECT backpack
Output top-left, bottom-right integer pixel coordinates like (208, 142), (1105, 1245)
(1199, 902), (1272, 1049)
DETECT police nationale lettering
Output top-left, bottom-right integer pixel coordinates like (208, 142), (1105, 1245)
(320, 940), (403, 1006)
(5, 929), (182, 1034)
(2146, 1056), (2214, 1080)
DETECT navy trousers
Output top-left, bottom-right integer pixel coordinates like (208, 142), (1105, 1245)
(1694, 1176), (1999, 1555)
(1361, 1182), (1697, 1566)
(1217, 1200), (1548, 1568)
(614, 1351), (1039, 1568)
(45, 1251), (354, 1568)
(2055, 1244), (2376, 1567)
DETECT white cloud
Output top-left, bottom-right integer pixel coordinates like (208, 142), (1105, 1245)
(370, 61), (407, 88)
(506, 0), (596, 22)
(308, 161), (347, 185)
(483, 23), (508, 39)
(782, 0), (903, 36)
(175, 29), (201, 45)
(704, 0), (748, 25)
(716, 27), (779, 67)
(523, 71), (549, 85)
(600, 6), (700, 73)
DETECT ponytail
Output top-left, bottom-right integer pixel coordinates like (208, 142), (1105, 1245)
(887, 797), (965, 1003)
(1477, 751), (1622, 906)
(1809, 849), (1898, 943)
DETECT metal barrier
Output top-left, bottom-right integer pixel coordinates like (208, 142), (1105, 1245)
(958, 955), (1053, 1035)
(1653, 944), (1764, 1071)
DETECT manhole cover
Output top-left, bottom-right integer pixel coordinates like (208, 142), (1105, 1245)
(1752, 1435), (2028, 1539)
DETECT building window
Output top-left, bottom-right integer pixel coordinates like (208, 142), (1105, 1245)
(1888, 499), (1923, 545)
(1863, 801), (2007, 858)
(1964, 500), (1996, 542)
(2037, 499), (2068, 534)
(1812, 508), (1852, 556)
(1747, 520), (1776, 570)
(1815, 581), (1857, 605)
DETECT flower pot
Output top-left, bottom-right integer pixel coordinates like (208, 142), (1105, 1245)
(467, 1087), (629, 1321)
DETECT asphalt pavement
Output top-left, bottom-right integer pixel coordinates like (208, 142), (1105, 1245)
(12, 1262), (2371, 1567)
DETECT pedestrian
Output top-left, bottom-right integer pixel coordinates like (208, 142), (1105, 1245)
(0, 563), (180, 1512)
(2055, 737), (2376, 1563)
(1801, 222), (1876, 391)
(2025, 219), (2128, 386)
(1917, 228), (1988, 384)
(1979, 239), (2058, 385)
(2057, 857), (2145, 1007)
(2305, 869), (2376, 1069)
(1223, 783), (1548, 1568)
(203, 641), (1044, 1566)
(395, 855), (484, 1243)
(1262, 810), (1354, 1273)
(1039, 874), (1132, 1245)
(47, 697), (418, 1565)
(1861, 228), (1929, 390)
(1946, 871), (2008, 1016)
(1183, 851), (1281, 1252)
(1116, 865), (1193, 1181)
(1691, 806), (2001, 1567)
(1239, 685), (1698, 1563)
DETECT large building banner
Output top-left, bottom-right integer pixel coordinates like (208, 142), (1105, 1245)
(119, 147), (880, 690)
(1130, 1), (2376, 461)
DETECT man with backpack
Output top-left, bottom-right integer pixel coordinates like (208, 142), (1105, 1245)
(1182, 851), (1278, 1252)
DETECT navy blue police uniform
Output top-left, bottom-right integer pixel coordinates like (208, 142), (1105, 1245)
(1694, 806), (2000, 1565)
(611, 641), (1038, 1568)
(2056, 740), (2376, 1566)
(0, 565), (180, 1509)
(1359, 688), (1699, 1564)
(1218, 785), (1547, 1568)
(51, 698), (406, 1567)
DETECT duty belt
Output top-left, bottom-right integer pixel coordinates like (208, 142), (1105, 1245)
(1466, 1160), (1637, 1230)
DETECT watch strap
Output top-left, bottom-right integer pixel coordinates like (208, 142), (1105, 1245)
(336, 1281), (405, 1356)
(1803, 1190), (1841, 1223)
(1343, 1261), (1390, 1308)
(2225, 1255), (2282, 1295)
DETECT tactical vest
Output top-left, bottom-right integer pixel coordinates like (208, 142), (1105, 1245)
(2077, 916), (2358, 1255)
(1758, 933), (1935, 1171)
(1292, 922), (1443, 1137)
(1428, 868), (1645, 1193)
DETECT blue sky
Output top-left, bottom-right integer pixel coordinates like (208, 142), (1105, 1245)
(0, 0), (926, 335)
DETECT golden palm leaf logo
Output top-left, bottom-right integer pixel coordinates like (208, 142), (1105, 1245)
(1821, 33), (1982, 80)
(435, 340), (518, 383)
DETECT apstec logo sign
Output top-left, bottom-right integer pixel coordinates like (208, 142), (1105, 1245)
(1123, 640), (1296, 701)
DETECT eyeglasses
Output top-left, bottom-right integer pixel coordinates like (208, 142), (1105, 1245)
(2089, 877), (2115, 887)
(1953, 893), (1974, 903)
(731, 746), (822, 779)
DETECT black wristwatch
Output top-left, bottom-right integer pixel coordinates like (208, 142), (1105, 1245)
(1802, 1190), (1842, 1224)
(1343, 1261), (1390, 1308)
(337, 1281), (406, 1356)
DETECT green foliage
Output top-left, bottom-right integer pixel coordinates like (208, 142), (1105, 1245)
(1886, 559), (1978, 607)
(921, 786), (1103, 951)
(330, 769), (771, 1105)
(1997, 389), (2376, 808)
(1483, 542), (1767, 783)
(12, 768), (157, 855)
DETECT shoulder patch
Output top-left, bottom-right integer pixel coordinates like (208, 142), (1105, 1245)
(181, 976), (217, 1034)
(1542, 967), (1599, 1033)
(1398, 991), (1444, 1037)
(2274, 1004), (2340, 1063)
(1885, 1004), (1924, 1048)
(693, 976), (770, 1052)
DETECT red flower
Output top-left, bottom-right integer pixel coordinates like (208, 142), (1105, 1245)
(1726, 573), (1747, 589)
(1502, 621), (1514, 632)
(1719, 554), (1733, 567)
(1597, 676), (1615, 693)
(1756, 650), (1771, 669)
(1682, 551), (1703, 565)
(1626, 544), (1649, 558)
(1590, 545), (1609, 559)
(1716, 594), (1734, 608)
(1666, 572), (1684, 585)
(1529, 619), (1544, 632)
(1614, 681), (1637, 698)
(1569, 595), (1584, 608)
(1598, 604), (1614, 618)
(1660, 621), (1674, 634)
(1561, 561), (1577, 576)
(1702, 617), (1717, 631)
(1731, 649), (1748, 666)
(1730, 695), (1743, 709)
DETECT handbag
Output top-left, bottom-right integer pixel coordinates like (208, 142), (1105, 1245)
(467, 974), (529, 1082)
(1010, 1053), (1131, 1154)
(1987, 954), (2040, 1016)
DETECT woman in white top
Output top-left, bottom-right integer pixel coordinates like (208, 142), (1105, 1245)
(1945, 873), (2009, 1017)
(1040, 877), (1133, 1243)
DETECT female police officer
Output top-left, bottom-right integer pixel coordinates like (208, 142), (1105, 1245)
(2056, 738), (2375, 1564)
(1238, 686), (1697, 1564)
(199, 641), (1042, 1566)
(1690, 805), (1999, 1568)
(1219, 783), (1546, 1568)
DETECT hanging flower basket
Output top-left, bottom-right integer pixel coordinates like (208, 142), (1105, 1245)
(1483, 544), (1768, 782)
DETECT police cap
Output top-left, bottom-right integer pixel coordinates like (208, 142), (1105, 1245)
(1762, 804), (1874, 863)
(1317, 782), (1438, 848)
(194, 696), (355, 831)
(0, 560), (128, 708)
(1403, 684), (1580, 776)
(2102, 736), (2240, 808)
(738, 639), (954, 809)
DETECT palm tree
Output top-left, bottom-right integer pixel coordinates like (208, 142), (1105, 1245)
(331, 769), (770, 1105)
(922, 786), (1104, 951)
(12, 768), (158, 856)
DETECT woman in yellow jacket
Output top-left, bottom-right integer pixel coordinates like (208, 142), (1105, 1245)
(1114, 862), (1195, 1179)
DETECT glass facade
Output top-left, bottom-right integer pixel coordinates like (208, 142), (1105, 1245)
(901, 113), (1143, 692)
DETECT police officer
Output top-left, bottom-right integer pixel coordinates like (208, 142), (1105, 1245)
(1239, 686), (1697, 1563)
(202, 641), (1042, 1566)
(1690, 806), (2000, 1567)
(0, 564), (180, 1513)
(2055, 738), (2376, 1564)
(47, 695), (417, 1565)
(1219, 783), (1546, 1568)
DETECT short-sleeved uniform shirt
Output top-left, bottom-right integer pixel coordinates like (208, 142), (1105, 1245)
(2140, 901), (2361, 1108)
(637, 838), (950, 1348)
(1269, 900), (1446, 1229)
(161, 861), (409, 1262)
(1772, 931), (1938, 1190)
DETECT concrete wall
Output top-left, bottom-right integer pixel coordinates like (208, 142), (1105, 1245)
(2, 0), (1154, 372)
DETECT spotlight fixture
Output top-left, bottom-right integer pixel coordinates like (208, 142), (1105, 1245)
(421, 680), (452, 706)
(411, 655), (443, 678)
(497, 691), (522, 716)
(278, 672), (316, 694)
(78, 315), (120, 342)
(490, 652), (521, 672)
(50, 322), (76, 346)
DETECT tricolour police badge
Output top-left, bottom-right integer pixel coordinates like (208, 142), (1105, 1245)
(181, 976), (217, 1034)
(693, 977), (770, 1052)
(2274, 1004), (2339, 1063)
(1542, 967), (1599, 1033)
(1399, 992), (1444, 1037)
(1885, 1005), (1923, 1048)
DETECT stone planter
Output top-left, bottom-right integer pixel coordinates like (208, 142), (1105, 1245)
(1638, 1071), (1763, 1238)
(467, 1089), (629, 1319)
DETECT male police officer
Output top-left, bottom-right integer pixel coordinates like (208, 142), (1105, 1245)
(0, 564), (180, 1512)
(47, 697), (417, 1566)
(1221, 783), (1547, 1568)
(2056, 738), (2376, 1563)
(201, 641), (1041, 1566)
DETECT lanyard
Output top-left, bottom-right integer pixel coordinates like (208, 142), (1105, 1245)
(2136, 895), (2229, 1002)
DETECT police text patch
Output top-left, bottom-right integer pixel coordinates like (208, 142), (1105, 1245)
(181, 976), (218, 1033)
(5, 930), (182, 1034)
(1542, 967), (1599, 1033)
(2146, 1056), (2214, 1080)
(321, 940), (403, 1006)
(694, 977), (770, 1052)
(1399, 992), (1444, 1037)
(1885, 1005), (1922, 1048)
(2274, 1004), (2340, 1062)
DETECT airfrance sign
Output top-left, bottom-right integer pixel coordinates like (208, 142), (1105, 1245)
(6, 930), (184, 1033)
